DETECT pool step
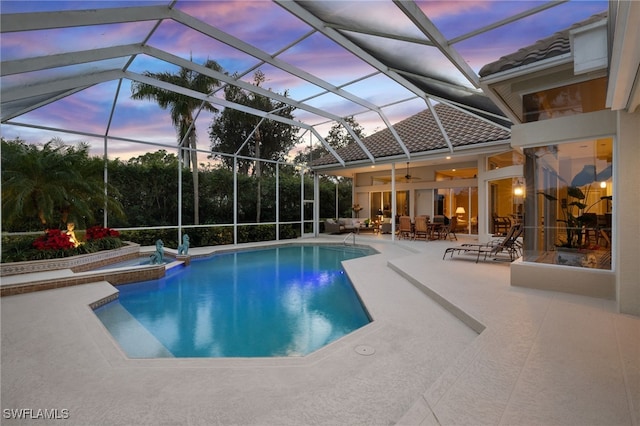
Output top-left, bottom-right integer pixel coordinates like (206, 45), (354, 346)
(94, 303), (174, 358)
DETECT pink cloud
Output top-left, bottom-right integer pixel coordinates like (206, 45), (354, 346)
(416, 0), (494, 18)
(1, 22), (156, 61)
(2, 0), (609, 163)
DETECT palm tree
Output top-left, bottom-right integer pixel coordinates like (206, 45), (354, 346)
(1, 138), (124, 229)
(130, 59), (223, 225)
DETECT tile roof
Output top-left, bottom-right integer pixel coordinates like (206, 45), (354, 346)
(310, 103), (511, 167)
(479, 11), (608, 77)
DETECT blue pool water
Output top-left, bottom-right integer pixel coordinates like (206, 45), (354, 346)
(95, 244), (375, 358)
(94, 256), (174, 270)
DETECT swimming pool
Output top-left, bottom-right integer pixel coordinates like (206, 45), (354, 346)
(95, 244), (375, 358)
(94, 256), (174, 270)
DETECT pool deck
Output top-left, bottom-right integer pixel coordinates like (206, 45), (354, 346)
(1, 235), (638, 425)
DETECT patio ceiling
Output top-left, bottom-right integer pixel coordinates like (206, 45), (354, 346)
(0, 1), (612, 165)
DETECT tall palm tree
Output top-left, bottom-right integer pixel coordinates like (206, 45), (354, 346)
(130, 59), (223, 225)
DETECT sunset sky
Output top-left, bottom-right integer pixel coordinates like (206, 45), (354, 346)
(0, 0), (608, 161)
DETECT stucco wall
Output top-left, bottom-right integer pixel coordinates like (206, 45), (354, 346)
(616, 109), (640, 316)
(511, 109), (617, 146)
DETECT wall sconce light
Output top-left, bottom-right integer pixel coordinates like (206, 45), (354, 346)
(600, 181), (607, 189)
(514, 178), (525, 197)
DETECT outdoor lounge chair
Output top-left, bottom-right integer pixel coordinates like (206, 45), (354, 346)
(442, 223), (523, 263)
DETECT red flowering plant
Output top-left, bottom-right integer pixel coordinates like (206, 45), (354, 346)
(32, 229), (75, 251)
(3, 226), (123, 263)
(85, 225), (123, 251)
(85, 225), (120, 241)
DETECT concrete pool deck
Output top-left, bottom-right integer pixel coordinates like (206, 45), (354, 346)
(1, 235), (638, 425)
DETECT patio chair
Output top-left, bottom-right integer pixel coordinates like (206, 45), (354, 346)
(398, 216), (413, 240)
(431, 215), (446, 239)
(442, 223), (523, 263)
(441, 216), (458, 240)
(414, 216), (429, 240)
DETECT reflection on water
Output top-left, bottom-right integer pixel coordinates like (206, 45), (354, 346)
(95, 245), (373, 357)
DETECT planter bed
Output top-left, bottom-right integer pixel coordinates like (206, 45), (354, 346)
(0, 243), (181, 297)
(0, 242), (141, 276)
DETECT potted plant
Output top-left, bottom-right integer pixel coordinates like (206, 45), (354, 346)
(351, 204), (363, 218)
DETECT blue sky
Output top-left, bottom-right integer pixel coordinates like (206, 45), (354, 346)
(0, 0), (609, 161)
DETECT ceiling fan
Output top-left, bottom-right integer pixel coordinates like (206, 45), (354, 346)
(402, 162), (421, 182)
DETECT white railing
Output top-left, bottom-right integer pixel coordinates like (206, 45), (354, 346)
(343, 232), (356, 246)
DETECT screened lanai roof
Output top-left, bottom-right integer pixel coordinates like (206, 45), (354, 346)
(0, 0), (612, 165)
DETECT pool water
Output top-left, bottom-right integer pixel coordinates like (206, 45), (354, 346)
(94, 256), (174, 270)
(95, 244), (374, 358)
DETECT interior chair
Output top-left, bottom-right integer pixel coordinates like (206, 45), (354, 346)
(492, 213), (511, 236)
(599, 213), (612, 247)
(581, 213), (599, 246)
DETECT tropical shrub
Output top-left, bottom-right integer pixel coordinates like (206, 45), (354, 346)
(32, 229), (75, 251)
(118, 229), (178, 247)
(1, 138), (124, 231)
(86, 225), (120, 241)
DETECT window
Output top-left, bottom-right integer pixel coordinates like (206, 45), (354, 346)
(369, 191), (404, 220)
(523, 77), (607, 123)
(523, 138), (613, 269)
(434, 187), (477, 234)
(487, 150), (524, 170)
(488, 177), (523, 234)
(435, 167), (476, 181)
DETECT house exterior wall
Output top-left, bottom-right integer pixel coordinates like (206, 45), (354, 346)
(353, 161), (480, 222)
(511, 109), (616, 145)
(511, 109), (639, 316)
(616, 108), (640, 316)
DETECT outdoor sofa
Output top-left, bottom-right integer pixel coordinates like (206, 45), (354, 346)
(324, 218), (361, 234)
